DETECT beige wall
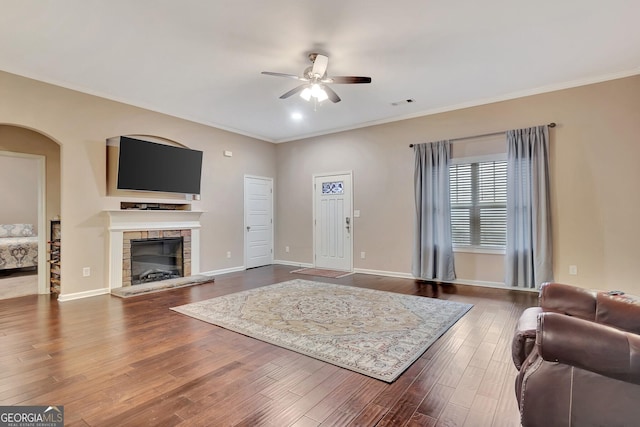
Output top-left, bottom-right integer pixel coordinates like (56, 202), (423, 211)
(2, 67), (639, 297)
(0, 154), (38, 229)
(276, 75), (640, 294)
(0, 70), (276, 297)
(0, 126), (61, 236)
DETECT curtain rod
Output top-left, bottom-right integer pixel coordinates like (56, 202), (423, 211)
(408, 122), (556, 148)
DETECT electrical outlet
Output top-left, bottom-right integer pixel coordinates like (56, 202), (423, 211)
(569, 265), (578, 275)
(82, 267), (91, 277)
(360, 251), (366, 259)
(226, 251), (231, 259)
(285, 246), (290, 253)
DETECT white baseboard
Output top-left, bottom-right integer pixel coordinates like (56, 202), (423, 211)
(353, 268), (414, 279)
(274, 260), (314, 268)
(199, 266), (246, 277)
(354, 268), (539, 293)
(58, 288), (110, 302)
(446, 278), (505, 287)
(56, 267), (536, 301)
(436, 278), (538, 293)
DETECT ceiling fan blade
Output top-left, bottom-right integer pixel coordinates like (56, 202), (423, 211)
(323, 76), (372, 84)
(323, 85), (341, 103)
(261, 71), (308, 81)
(279, 84), (308, 99)
(311, 54), (329, 77)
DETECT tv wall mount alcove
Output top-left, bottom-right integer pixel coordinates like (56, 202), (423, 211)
(105, 135), (211, 297)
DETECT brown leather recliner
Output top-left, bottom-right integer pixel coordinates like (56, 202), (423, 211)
(513, 282), (640, 426)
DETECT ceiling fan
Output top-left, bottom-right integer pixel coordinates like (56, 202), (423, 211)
(261, 53), (372, 103)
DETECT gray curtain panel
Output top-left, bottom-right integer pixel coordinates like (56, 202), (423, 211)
(505, 125), (553, 288)
(412, 141), (456, 281)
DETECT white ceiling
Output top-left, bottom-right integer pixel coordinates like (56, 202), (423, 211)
(1, 1), (639, 142)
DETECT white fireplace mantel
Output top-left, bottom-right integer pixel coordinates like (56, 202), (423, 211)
(106, 209), (203, 290)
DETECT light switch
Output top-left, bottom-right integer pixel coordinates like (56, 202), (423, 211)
(354, 210), (361, 218)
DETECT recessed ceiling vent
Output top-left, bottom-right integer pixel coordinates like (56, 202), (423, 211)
(391, 99), (415, 106)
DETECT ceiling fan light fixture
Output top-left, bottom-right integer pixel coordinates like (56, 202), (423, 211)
(300, 87), (312, 101)
(264, 53), (370, 104)
(303, 84), (327, 102)
(316, 88), (329, 103)
(310, 83), (323, 97)
(316, 91), (328, 102)
(299, 84), (328, 103)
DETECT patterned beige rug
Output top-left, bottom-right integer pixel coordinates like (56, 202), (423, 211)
(171, 279), (472, 382)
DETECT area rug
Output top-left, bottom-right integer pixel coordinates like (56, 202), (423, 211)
(171, 279), (472, 382)
(290, 267), (353, 278)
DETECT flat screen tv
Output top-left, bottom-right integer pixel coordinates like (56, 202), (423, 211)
(117, 137), (203, 194)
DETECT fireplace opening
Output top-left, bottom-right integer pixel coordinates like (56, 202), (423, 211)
(130, 237), (184, 285)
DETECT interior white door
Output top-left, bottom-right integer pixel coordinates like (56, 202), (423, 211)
(314, 173), (352, 271)
(244, 176), (273, 269)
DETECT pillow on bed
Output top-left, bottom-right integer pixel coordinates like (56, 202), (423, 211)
(0, 223), (35, 238)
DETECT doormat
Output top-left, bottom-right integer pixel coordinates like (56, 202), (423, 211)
(291, 267), (353, 278)
(171, 279), (473, 382)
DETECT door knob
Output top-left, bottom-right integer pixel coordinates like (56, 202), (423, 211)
(247, 226), (251, 231)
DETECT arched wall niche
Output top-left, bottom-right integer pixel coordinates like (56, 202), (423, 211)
(0, 122), (63, 147)
(122, 134), (188, 148)
(105, 134), (195, 200)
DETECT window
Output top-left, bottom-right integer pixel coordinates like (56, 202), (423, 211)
(450, 156), (507, 251)
(321, 181), (344, 194)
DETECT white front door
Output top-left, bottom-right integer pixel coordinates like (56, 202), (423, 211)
(244, 176), (273, 269)
(314, 172), (352, 271)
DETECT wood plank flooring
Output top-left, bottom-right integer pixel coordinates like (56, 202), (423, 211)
(0, 265), (536, 426)
(0, 268), (38, 300)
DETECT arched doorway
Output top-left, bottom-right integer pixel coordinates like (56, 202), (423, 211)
(0, 125), (61, 299)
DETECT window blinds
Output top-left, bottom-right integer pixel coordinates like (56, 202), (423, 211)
(450, 160), (507, 248)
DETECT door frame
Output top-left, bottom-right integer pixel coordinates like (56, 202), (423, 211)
(312, 171), (353, 272)
(0, 150), (47, 294)
(243, 174), (274, 269)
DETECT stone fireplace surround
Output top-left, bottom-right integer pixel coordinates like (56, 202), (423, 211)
(123, 229), (190, 287)
(106, 209), (202, 290)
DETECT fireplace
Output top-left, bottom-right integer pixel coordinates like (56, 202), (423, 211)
(106, 209), (202, 290)
(122, 229), (192, 287)
(130, 237), (183, 284)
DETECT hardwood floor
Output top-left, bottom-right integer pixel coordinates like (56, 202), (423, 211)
(0, 268), (38, 300)
(0, 265), (536, 426)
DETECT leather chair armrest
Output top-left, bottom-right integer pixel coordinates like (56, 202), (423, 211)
(512, 307), (541, 370)
(538, 282), (597, 320)
(595, 292), (640, 334)
(537, 312), (640, 385)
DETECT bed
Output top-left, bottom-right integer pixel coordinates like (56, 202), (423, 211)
(0, 224), (38, 270)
